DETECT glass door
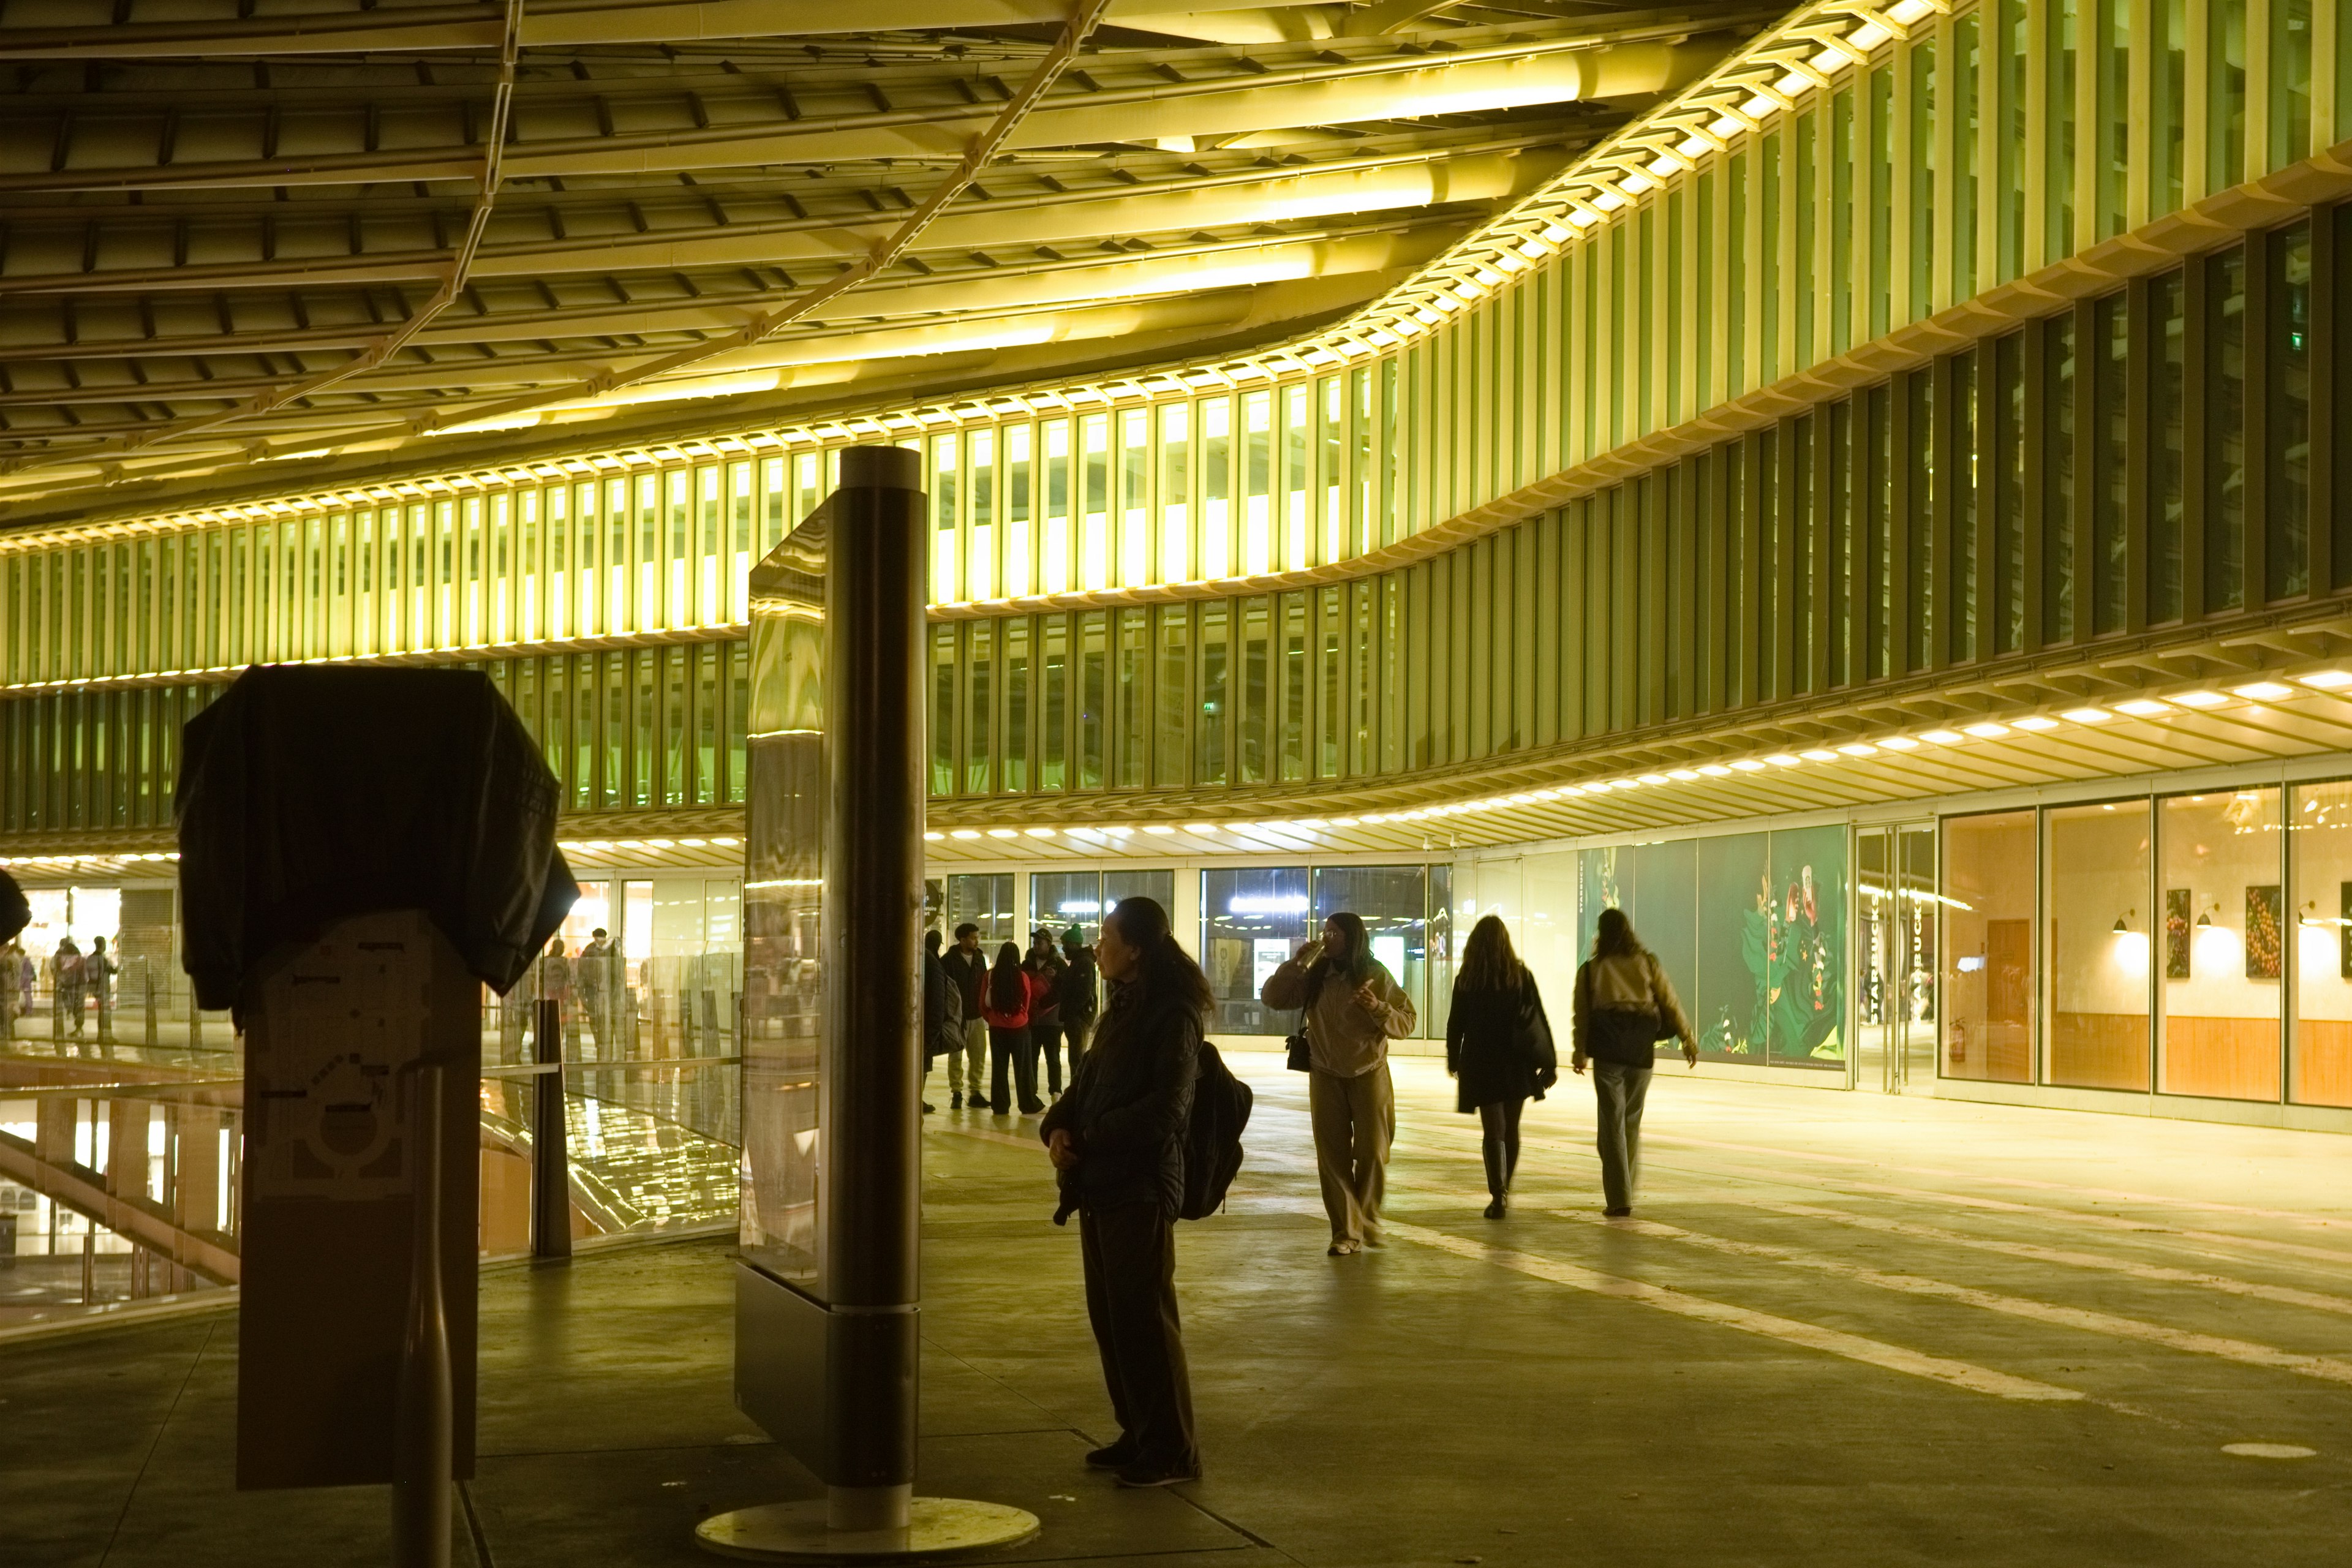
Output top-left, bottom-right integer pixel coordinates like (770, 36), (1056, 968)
(1853, 823), (1938, 1091)
(1853, 827), (1897, 1091)
(1896, 823), (1939, 1088)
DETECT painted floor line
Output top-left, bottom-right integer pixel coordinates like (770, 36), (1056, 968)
(1804, 1177), (2352, 1268)
(1638, 1129), (2352, 1232)
(1381, 1219), (2082, 1404)
(1741, 1199), (2352, 1319)
(1571, 1212), (2352, 1388)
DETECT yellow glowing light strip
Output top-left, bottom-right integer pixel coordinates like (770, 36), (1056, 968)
(2, 1), (1931, 558)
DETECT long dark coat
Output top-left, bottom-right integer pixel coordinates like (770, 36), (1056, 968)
(1446, 970), (1558, 1113)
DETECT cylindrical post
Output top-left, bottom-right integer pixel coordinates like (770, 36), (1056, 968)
(532, 998), (571, 1261)
(144, 969), (158, 1048)
(393, 1064), (452, 1568)
(821, 445), (926, 1527)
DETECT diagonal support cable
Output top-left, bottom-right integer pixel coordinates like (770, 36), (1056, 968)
(403, 0), (1115, 437)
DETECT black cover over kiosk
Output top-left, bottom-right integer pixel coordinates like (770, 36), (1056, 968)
(700, 448), (1037, 1561)
(176, 665), (575, 1565)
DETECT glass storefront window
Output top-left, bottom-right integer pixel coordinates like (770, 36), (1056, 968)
(1310, 865), (1430, 1023)
(2158, 789), (2283, 1101)
(2290, 780), (2352, 1107)
(2046, 800), (2152, 1091)
(1031, 871), (1102, 943)
(1202, 866), (1309, 1036)
(1942, 811), (2034, 1082)
(1104, 869), (1176, 923)
(947, 873), (1017, 944)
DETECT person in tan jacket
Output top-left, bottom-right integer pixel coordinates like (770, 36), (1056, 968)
(1570, 907), (1698, 1218)
(1261, 911), (1417, 1254)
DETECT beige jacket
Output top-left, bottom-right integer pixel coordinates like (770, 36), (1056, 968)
(1261, 952), (1417, 1077)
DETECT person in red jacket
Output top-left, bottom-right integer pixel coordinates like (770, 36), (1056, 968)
(981, 940), (1051, 1116)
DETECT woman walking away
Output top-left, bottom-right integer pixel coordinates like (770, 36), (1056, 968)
(1261, 912), (1417, 1256)
(1039, 895), (1207, 1488)
(1570, 908), (1698, 1218)
(1446, 916), (1558, 1219)
(982, 940), (1049, 1116)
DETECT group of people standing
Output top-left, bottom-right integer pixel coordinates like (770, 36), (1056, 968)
(0, 933), (118, 1047)
(925, 922), (1099, 1116)
(1024, 893), (1701, 1498)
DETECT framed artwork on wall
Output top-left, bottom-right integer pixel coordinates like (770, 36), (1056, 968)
(2164, 888), (2192, 979)
(2246, 884), (2284, 981)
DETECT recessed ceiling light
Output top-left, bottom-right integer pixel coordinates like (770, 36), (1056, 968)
(1186, 823), (1218, 833)
(1025, 826), (1056, 837)
(1698, 764), (1732, 777)
(1668, 769), (1700, 781)
(2173, 689), (2231, 708)
(2062, 707), (2111, 723)
(987, 827), (1017, 838)
(1144, 824), (1175, 835)
(1838, 742), (1879, 756)
(950, 829), (981, 840)
(924, 831), (945, 841)
(1764, 754), (1801, 766)
(2299, 669), (2352, 689)
(2233, 681), (2294, 701)
(1800, 748), (1838, 763)
(1638, 774), (1670, 785)
(2012, 715), (2061, 731)
(1877, 736), (1921, 751)
(1963, 722), (2010, 738)
(1731, 759), (1766, 772)
(2114, 698), (2171, 716)
(1919, 729), (1964, 744)
(1331, 817), (1360, 827)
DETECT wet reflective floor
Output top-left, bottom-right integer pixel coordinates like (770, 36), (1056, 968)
(7, 1052), (2352, 1567)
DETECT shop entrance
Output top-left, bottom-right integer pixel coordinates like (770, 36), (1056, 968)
(1853, 823), (1939, 1092)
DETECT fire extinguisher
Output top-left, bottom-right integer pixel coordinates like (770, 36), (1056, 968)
(1950, 1017), (1967, 1065)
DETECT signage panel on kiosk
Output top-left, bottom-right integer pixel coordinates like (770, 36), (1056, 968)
(699, 447), (1038, 1561)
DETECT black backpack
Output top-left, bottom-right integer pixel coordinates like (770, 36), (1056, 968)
(1178, 1041), (1252, 1221)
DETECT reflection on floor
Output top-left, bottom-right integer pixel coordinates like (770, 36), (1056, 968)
(6, 1052), (2352, 1567)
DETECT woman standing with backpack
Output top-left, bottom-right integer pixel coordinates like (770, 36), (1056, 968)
(1039, 895), (1207, 1489)
(1571, 907), (1698, 1218)
(1446, 916), (1558, 1218)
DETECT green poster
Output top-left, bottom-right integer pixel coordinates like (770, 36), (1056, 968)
(1768, 824), (1847, 1067)
(1694, 833), (1771, 1060)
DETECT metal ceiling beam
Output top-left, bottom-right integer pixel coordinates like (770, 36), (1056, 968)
(0, 221), (1450, 366)
(0, 28), (1719, 194)
(0, 1), (1354, 58)
(0, 143), (1556, 296)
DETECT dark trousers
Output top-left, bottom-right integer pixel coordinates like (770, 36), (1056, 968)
(1592, 1063), (1652, 1210)
(1080, 1202), (1197, 1471)
(1477, 1097), (1525, 1197)
(987, 1024), (1036, 1111)
(1031, 1021), (1065, 1095)
(1063, 1016), (1092, 1082)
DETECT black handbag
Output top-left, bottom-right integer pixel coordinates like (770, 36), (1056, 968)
(1284, 1016), (1311, 1072)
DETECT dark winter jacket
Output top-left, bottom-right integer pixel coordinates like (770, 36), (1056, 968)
(922, 951), (962, 1058)
(1038, 982), (1200, 1220)
(940, 946), (987, 1017)
(1446, 967), (1558, 1113)
(1058, 949), (1100, 1028)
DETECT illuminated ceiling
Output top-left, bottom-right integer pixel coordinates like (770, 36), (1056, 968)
(0, 0), (1780, 523)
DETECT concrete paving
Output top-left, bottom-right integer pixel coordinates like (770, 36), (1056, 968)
(7, 1051), (2352, 1568)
